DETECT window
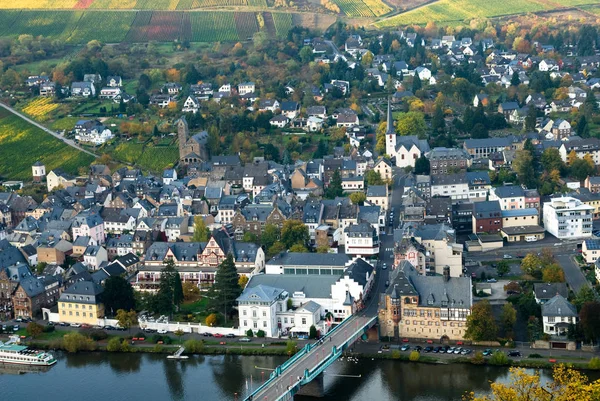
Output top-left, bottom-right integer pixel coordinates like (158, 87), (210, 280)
(263, 321), (267, 328)
(243, 310), (247, 316)
(243, 320), (247, 327)
(262, 311), (266, 317)
(253, 322), (257, 329)
(253, 310), (257, 318)
(302, 318), (307, 325)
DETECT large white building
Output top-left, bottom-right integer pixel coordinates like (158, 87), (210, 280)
(384, 100), (430, 168)
(542, 197), (593, 239)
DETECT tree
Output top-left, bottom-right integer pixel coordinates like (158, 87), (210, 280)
(412, 74), (422, 92)
(182, 281), (200, 301)
(574, 287), (597, 311)
(174, 329), (185, 343)
(520, 253), (543, 277)
(102, 276), (136, 316)
(309, 325), (318, 339)
(267, 241), (286, 257)
(349, 192), (366, 205)
(364, 170), (384, 186)
(464, 300), (498, 341)
(510, 72), (520, 86)
(316, 245), (330, 253)
(409, 350), (420, 361)
(570, 158), (595, 181)
(246, 329), (254, 337)
(192, 216), (210, 242)
(205, 313), (219, 327)
(289, 244), (308, 252)
(465, 365), (600, 401)
(256, 329), (265, 338)
(62, 332), (96, 353)
(431, 104), (445, 134)
(471, 123), (488, 139)
(513, 150), (536, 188)
(325, 170), (344, 199)
(154, 259), (183, 315)
(208, 254), (242, 322)
(26, 322), (43, 338)
(286, 340), (297, 355)
(500, 303), (517, 339)
(261, 224), (280, 250)
(497, 261), (510, 276)
(414, 155), (430, 175)
(541, 148), (565, 175)
(361, 51), (373, 67)
(579, 301), (600, 343)
(525, 106), (537, 131)
(107, 337), (121, 352)
(395, 111), (426, 138)
(281, 219), (309, 249)
(242, 232), (258, 243)
(542, 264), (565, 283)
(116, 309), (138, 332)
(299, 46), (313, 63)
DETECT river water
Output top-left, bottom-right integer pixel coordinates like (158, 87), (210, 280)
(0, 352), (595, 401)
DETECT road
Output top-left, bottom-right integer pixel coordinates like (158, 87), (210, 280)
(0, 102), (98, 157)
(250, 315), (373, 401)
(555, 254), (590, 293)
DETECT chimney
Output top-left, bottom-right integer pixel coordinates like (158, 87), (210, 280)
(443, 266), (450, 282)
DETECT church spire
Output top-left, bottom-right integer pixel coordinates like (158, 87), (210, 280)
(386, 97), (394, 135)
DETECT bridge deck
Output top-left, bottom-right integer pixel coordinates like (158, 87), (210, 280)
(245, 314), (376, 401)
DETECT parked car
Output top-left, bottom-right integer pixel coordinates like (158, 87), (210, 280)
(70, 323), (81, 328)
(157, 329), (168, 334)
(461, 349), (472, 355)
(12, 325), (19, 332)
(482, 349), (492, 356)
(432, 346), (441, 353)
(401, 344), (410, 351)
(225, 333), (235, 338)
(202, 332), (213, 337)
(424, 346), (433, 353)
(446, 347), (455, 354)
(453, 347), (462, 354)
(507, 350), (521, 357)
(104, 325), (115, 330)
(414, 345), (422, 352)
(382, 263), (387, 270)
(503, 254), (513, 259)
(487, 278), (498, 283)
(239, 337), (252, 342)
(213, 333), (224, 338)
(15, 317), (23, 322)
(144, 328), (156, 333)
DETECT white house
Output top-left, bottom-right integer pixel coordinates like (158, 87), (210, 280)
(237, 284), (289, 338)
(344, 222), (379, 257)
(539, 59), (559, 72)
(71, 82), (95, 97)
(542, 197), (593, 239)
(106, 76), (122, 87)
(83, 245), (108, 270)
(99, 87), (121, 100)
(238, 82), (255, 96)
(306, 116), (323, 132)
(415, 66), (432, 81)
(541, 294), (577, 336)
(269, 115), (289, 128)
(182, 96), (200, 113)
(75, 125), (113, 145)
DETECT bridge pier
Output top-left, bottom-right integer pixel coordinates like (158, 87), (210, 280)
(295, 373), (325, 398)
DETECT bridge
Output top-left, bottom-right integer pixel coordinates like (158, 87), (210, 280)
(243, 314), (377, 401)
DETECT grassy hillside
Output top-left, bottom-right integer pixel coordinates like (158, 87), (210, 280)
(376, 0), (600, 27)
(0, 109), (95, 181)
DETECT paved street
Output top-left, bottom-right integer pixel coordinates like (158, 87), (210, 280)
(555, 254), (590, 293)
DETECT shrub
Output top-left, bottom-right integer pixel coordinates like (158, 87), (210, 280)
(246, 329), (254, 337)
(409, 350), (420, 362)
(391, 350), (401, 359)
(43, 325), (55, 333)
(184, 339), (205, 353)
(309, 325), (317, 339)
(107, 337), (121, 352)
(152, 344), (164, 353)
(88, 329), (108, 341)
(256, 330), (266, 338)
(286, 340), (298, 355)
(120, 339), (131, 352)
(134, 331), (145, 338)
(205, 313), (219, 327)
(63, 333), (96, 353)
(26, 322), (44, 338)
(589, 357), (600, 370)
(528, 353), (543, 359)
(471, 351), (485, 365)
(489, 351), (509, 366)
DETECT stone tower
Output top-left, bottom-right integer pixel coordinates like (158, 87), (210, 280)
(177, 116), (189, 161)
(385, 97), (396, 157)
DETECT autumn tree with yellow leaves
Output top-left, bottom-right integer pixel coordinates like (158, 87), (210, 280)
(464, 365), (600, 401)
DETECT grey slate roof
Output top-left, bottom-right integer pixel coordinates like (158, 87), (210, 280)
(366, 185), (387, 197)
(266, 252), (349, 267)
(60, 280), (104, 304)
(542, 294), (577, 317)
(246, 274), (340, 299)
(534, 282), (568, 301)
(493, 185), (525, 198)
(237, 284), (286, 303)
(18, 275), (46, 297)
(344, 258), (374, 287)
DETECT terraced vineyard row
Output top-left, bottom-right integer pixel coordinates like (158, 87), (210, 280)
(333, 0), (391, 17)
(0, 10), (293, 42)
(0, 0), (269, 9)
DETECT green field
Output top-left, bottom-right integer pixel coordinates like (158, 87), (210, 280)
(0, 10), (270, 43)
(0, 109), (95, 180)
(107, 141), (178, 172)
(333, 0), (391, 17)
(272, 12), (293, 38)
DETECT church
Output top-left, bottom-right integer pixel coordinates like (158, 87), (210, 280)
(384, 99), (430, 168)
(177, 116), (209, 165)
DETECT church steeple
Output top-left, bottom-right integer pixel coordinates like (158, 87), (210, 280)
(386, 97), (394, 135)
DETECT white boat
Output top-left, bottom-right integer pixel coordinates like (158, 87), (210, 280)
(0, 339), (57, 367)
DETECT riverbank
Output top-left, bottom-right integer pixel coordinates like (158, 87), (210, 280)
(23, 335), (600, 372)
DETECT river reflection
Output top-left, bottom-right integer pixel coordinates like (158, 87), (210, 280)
(0, 352), (598, 401)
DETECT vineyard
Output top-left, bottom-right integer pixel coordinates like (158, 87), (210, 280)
(0, 0), (269, 9)
(0, 111), (94, 181)
(0, 10), (275, 43)
(332, 0), (391, 17)
(21, 98), (60, 122)
(375, 0), (573, 26)
(106, 141), (178, 172)
(272, 13), (293, 38)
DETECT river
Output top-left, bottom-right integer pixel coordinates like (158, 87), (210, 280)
(0, 352), (596, 401)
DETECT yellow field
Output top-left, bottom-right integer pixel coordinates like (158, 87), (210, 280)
(0, 0), (78, 8)
(22, 97), (59, 121)
(89, 0), (137, 8)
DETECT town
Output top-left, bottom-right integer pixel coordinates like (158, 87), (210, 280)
(0, 14), (600, 401)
